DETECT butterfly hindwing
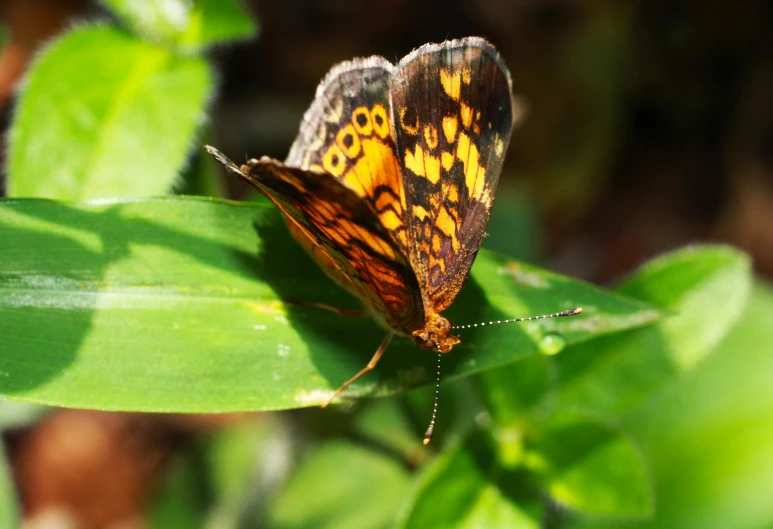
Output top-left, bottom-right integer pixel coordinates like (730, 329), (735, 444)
(238, 157), (425, 333)
(390, 37), (516, 312)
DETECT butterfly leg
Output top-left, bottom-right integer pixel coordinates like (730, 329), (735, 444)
(285, 300), (369, 318)
(321, 332), (394, 408)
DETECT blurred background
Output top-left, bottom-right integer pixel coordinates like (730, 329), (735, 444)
(1, 0), (772, 528)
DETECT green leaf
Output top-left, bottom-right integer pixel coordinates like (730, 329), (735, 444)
(611, 282), (773, 529)
(554, 245), (751, 416)
(476, 354), (555, 427)
(530, 413), (652, 520)
(0, 444), (19, 529)
(100, 0), (192, 42)
(7, 25), (212, 201)
(353, 397), (427, 459)
(148, 452), (205, 529)
(102, 0), (258, 49)
(267, 440), (410, 529)
(616, 245), (750, 370)
(397, 433), (541, 529)
(178, 0), (258, 50)
(203, 416), (294, 528)
(0, 197), (657, 412)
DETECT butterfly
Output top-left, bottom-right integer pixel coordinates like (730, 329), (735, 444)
(206, 37), (581, 443)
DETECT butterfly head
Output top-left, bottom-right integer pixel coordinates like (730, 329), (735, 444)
(412, 312), (460, 353)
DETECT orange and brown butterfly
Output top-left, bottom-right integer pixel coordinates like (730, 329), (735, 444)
(205, 37), (581, 444)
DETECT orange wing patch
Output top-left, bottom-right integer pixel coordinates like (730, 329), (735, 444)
(285, 61), (410, 250)
(236, 155), (424, 334)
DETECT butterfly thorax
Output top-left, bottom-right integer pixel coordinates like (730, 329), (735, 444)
(412, 311), (460, 353)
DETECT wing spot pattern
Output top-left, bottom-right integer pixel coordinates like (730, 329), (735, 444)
(371, 104), (391, 138)
(336, 124), (361, 159)
(323, 144), (346, 176)
(399, 107), (420, 135)
(352, 106), (373, 135)
(456, 132), (486, 198)
(442, 115), (458, 143)
(440, 68), (461, 101)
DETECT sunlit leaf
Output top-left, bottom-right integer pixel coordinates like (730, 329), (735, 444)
(7, 25), (212, 201)
(531, 413), (652, 519)
(0, 197), (657, 412)
(268, 440), (410, 529)
(555, 245), (750, 416)
(397, 433), (541, 529)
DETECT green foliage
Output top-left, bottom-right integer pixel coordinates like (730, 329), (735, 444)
(564, 282), (773, 529)
(7, 25), (212, 201)
(532, 414), (651, 519)
(268, 440), (410, 529)
(6, 0), (258, 202)
(101, 0), (258, 50)
(0, 445), (18, 529)
(393, 246), (751, 526)
(0, 197), (652, 411)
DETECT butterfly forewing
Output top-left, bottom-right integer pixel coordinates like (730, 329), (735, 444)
(390, 38), (516, 312)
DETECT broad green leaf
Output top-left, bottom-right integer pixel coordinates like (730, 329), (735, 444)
(607, 282), (773, 529)
(530, 414), (652, 520)
(267, 440), (410, 529)
(0, 444), (18, 529)
(397, 433), (541, 529)
(0, 197), (657, 412)
(554, 245), (750, 416)
(616, 245), (750, 370)
(7, 25), (212, 201)
(102, 0), (257, 49)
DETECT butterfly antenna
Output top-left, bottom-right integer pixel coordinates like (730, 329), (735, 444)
(423, 347), (442, 446)
(452, 307), (582, 330)
(204, 145), (245, 176)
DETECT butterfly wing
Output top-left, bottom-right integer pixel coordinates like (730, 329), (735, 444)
(286, 57), (411, 251)
(390, 37), (516, 312)
(236, 156), (425, 334)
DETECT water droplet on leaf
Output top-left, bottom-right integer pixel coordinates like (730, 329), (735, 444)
(538, 332), (566, 356)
